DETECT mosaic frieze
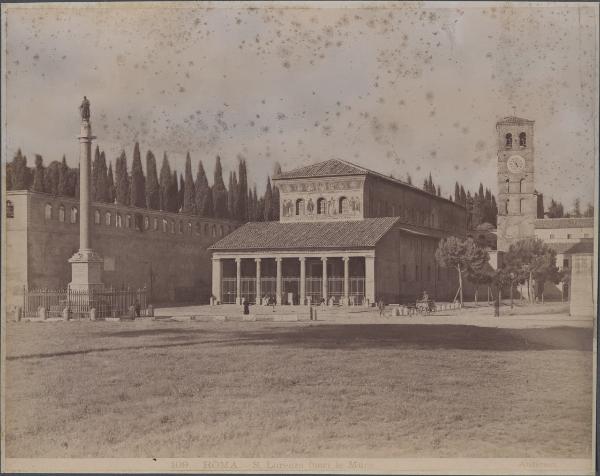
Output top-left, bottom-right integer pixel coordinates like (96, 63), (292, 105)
(281, 195), (362, 218)
(279, 179), (362, 194)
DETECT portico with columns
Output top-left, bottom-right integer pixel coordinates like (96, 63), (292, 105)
(212, 251), (373, 306)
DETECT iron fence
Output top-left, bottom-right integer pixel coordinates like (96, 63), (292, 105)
(22, 286), (148, 319)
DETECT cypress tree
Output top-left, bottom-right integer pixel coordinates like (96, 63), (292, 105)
(115, 151), (130, 205)
(10, 149), (30, 190)
(159, 153), (172, 211)
(57, 156), (68, 196)
(228, 171), (238, 219)
(203, 186), (214, 217)
(454, 182), (461, 203)
(178, 173), (185, 212)
(212, 155), (228, 217)
(195, 160), (210, 217)
(145, 150), (160, 210)
(263, 176), (273, 221)
(436, 185), (441, 197)
(182, 152), (196, 214)
(31, 155), (45, 192)
(107, 162), (115, 203)
(130, 142), (146, 208)
(237, 158), (248, 221)
(169, 171), (179, 212)
(44, 161), (61, 196)
(272, 162), (281, 220)
(459, 185), (467, 205)
(96, 151), (109, 202)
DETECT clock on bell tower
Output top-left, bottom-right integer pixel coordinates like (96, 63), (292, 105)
(496, 116), (537, 252)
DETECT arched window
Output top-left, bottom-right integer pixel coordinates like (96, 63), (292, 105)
(505, 133), (512, 148)
(519, 178), (525, 193)
(317, 198), (326, 215)
(212, 225), (217, 237)
(162, 218), (167, 232)
(6, 200), (14, 218)
(220, 225), (224, 236)
(196, 222), (202, 234)
(170, 221), (175, 233)
(116, 214), (122, 228)
(505, 178), (510, 193)
(125, 214), (131, 228)
(519, 132), (526, 147)
(94, 209), (100, 224)
(188, 222), (192, 234)
(70, 207), (78, 224)
(295, 198), (305, 216)
(58, 205), (65, 223)
(44, 203), (53, 220)
(178, 221), (183, 234)
(105, 212), (112, 226)
(144, 216), (150, 230)
(153, 218), (158, 231)
(504, 200), (509, 214)
(339, 197), (350, 214)
(519, 198), (525, 214)
(204, 223), (209, 235)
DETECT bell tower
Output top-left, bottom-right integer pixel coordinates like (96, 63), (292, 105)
(496, 116), (537, 252)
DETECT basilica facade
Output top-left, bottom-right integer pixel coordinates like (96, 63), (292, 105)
(210, 159), (467, 305)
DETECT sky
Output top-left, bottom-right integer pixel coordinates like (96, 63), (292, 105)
(2, 2), (598, 209)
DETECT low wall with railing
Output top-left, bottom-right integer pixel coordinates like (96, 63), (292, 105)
(20, 286), (149, 320)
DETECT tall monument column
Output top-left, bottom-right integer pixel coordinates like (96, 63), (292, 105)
(68, 96), (104, 291)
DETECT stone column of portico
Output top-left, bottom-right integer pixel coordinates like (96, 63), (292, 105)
(276, 257), (283, 305)
(255, 258), (262, 304)
(343, 256), (350, 305)
(299, 257), (306, 305)
(211, 258), (222, 304)
(321, 257), (328, 303)
(69, 97), (103, 293)
(365, 256), (375, 305)
(235, 258), (242, 305)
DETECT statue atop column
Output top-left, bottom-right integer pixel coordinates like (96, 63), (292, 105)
(79, 96), (90, 122)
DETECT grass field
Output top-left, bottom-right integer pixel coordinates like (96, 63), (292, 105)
(4, 319), (594, 458)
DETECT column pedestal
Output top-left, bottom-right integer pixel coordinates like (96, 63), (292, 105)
(68, 249), (104, 292)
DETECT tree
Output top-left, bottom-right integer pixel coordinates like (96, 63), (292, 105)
(406, 172), (412, 185)
(436, 185), (441, 197)
(212, 155), (228, 217)
(115, 151), (130, 206)
(237, 157), (248, 221)
(227, 171), (238, 219)
(203, 186), (214, 217)
(572, 198), (582, 218)
(145, 150), (160, 209)
(170, 171), (180, 212)
(547, 198), (565, 218)
(195, 160), (211, 217)
(272, 162), (282, 220)
(536, 191), (544, 218)
(44, 161), (61, 196)
(31, 155), (45, 192)
(435, 236), (489, 306)
(459, 185), (466, 206)
(129, 142), (146, 208)
(10, 149), (30, 190)
(182, 152), (196, 214)
(263, 176), (273, 221)
(57, 156), (69, 196)
(95, 151), (109, 202)
(159, 153), (172, 211)
(454, 182), (460, 203)
(584, 203), (594, 218)
(107, 162), (115, 203)
(503, 238), (562, 303)
(178, 173), (185, 212)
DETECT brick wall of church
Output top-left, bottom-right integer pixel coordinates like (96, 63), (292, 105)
(4, 191), (238, 309)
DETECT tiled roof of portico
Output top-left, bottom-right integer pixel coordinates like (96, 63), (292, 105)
(547, 240), (594, 255)
(209, 217), (401, 251)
